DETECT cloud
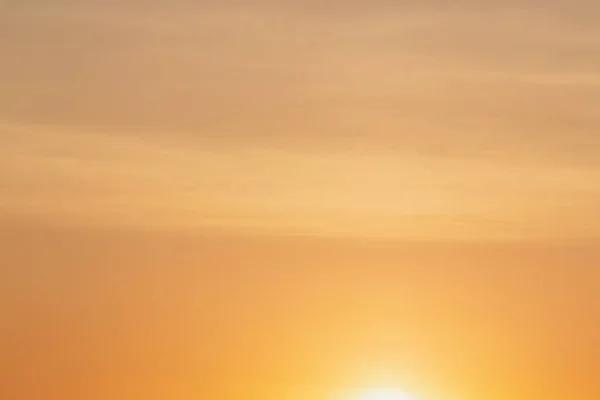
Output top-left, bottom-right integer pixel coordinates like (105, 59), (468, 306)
(1, 120), (600, 240)
(1, 0), (600, 239)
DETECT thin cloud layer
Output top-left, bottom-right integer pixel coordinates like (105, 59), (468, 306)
(1, 121), (599, 239)
(1, 0), (599, 239)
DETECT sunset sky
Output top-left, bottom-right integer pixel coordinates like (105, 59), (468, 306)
(1, 1), (599, 400)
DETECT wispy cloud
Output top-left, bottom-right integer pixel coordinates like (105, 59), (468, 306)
(1, 0), (600, 239)
(1, 120), (599, 239)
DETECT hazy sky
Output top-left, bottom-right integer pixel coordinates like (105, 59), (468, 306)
(1, 2), (599, 400)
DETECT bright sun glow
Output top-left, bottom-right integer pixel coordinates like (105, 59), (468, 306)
(356, 388), (416, 400)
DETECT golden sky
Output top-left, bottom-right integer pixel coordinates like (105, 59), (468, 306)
(1, 1), (599, 400)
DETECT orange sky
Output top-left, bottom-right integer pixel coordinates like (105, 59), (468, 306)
(1, 2), (599, 400)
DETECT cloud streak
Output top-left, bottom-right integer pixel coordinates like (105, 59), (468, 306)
(1, 0), (600, 239)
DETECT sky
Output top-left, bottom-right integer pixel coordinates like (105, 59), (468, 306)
(0, 1), (599, 400)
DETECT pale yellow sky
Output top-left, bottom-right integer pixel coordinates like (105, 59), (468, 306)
(1, 2), (599, 400)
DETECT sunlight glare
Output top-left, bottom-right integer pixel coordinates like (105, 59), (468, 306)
(356, 388), (416, 400)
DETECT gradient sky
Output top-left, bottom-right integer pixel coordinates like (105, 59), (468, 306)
(1, 1), (599, 400)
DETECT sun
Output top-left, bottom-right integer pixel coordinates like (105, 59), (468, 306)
(356, 388), (416, 400)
